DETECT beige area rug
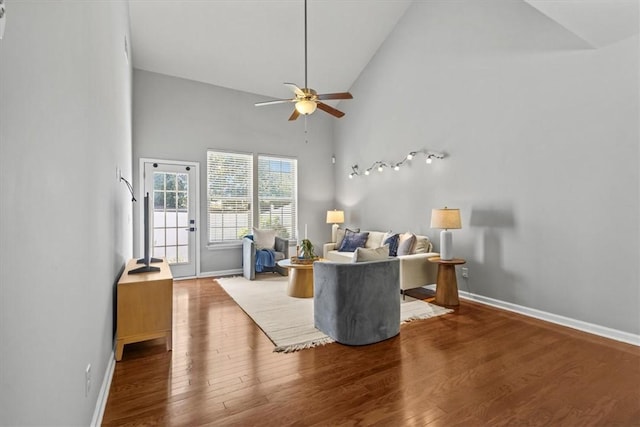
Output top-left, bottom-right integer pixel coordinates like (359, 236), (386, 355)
(216, 274), (453, 353)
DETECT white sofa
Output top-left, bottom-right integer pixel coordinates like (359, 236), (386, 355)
(322, 230), (439, 294)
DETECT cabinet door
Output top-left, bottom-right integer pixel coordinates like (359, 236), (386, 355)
(117, 278), (172, 338)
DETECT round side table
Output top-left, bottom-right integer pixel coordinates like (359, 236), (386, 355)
(427, 257), (466, 306)
(277, 258), (315, 298)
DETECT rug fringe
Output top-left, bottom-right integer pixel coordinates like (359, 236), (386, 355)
(401, 309), (453, 324)
(274, 337), (336, 353)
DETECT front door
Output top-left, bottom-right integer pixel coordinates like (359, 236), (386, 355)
(142, 159), (199, 278)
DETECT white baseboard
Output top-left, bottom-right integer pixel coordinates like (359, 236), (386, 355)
(457, 289), (640, 347)
(91, 351), (116, 427)
(198, 268), (242, 278)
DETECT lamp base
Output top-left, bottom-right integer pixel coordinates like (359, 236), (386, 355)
(440, 229), (453, 260)
(331, 223), (339, 243)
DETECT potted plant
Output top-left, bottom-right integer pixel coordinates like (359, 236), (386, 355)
(292, 239), (318, 264)
(300, 239), (316, 259)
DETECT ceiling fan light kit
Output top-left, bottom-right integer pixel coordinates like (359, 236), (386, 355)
(295, 99), (317, 115)
(255, 0), (353, 121)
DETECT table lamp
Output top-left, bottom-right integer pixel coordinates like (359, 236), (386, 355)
(430, 207), (461, 260)
(326, 210), (344, 242)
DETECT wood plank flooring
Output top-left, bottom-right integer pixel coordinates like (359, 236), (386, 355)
(102, 277), (640, 426)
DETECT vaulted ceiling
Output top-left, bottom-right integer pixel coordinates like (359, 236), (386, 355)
(129, 0), (639, 100)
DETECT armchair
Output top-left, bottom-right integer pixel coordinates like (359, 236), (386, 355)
(313, 258), (400, 345)
(242, 235), (289, 280)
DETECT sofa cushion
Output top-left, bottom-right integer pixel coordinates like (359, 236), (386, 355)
(338, 230), (369, 252)
(383, 233), (400, 257)
(353, 245), (389, 263)
(326, 250), (353, 263)
(365, 231), (388, 249)
(252, 227), (276, 250)
(397, 233), (416, 256)
(335, 227), (359, 250)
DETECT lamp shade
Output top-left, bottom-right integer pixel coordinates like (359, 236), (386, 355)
(430, 208), (461, 230)
(295, 100), (317, 115)
(326, 210), (344, 224)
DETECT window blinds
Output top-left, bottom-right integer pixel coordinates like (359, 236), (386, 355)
(207, 151), (253, 243)
(257, 156), (298, 240)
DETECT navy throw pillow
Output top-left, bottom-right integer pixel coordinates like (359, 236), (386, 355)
(383, 233), (400, 257)
(338, 230), (369, 252)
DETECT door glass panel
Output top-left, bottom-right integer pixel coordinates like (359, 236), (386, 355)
(154, 174), (164, 190)
(154, 191), (164, 209)
(165, 246), (177, 263)
(153, 211), (165, 228)
(177, 174), (187, 191)
(177, 245), (188, 263)
(154, 246), (166, 259)
(166, 227), (177, 246)
(177, 212), (188, 227)
(166, 211), (177, 227)
(154, 228), (165, 246)
(152, 171), (190, 264)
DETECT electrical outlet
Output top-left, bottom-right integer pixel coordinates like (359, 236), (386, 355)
(461, 267), (469, 278)
(85, 364), (91, 397)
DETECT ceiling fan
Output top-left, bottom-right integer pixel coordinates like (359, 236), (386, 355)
(255, 0), (353, 121)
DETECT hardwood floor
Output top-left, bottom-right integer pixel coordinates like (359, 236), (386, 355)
(102, 277), (640, 426)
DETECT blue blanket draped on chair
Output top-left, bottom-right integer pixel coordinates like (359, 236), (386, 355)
(255, 249), (276, 273)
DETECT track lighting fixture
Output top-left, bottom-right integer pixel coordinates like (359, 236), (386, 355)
(348, 149), (444, 178)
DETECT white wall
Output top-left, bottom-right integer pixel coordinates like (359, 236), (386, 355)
(334, 0), (639, 334)
(133, 70), (336, 275)
(0, 1), (132, 424)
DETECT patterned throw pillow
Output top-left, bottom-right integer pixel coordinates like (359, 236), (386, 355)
(397, 233), (416, 256)
(383, 233), (400, 257)
(338, 230), (370, 252)
(352, 245), (389, 262)
(335, 227), (360, 249)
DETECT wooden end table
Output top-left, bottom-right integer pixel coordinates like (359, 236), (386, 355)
(428, 257), (466, 306)
(277, 258), (316, 298)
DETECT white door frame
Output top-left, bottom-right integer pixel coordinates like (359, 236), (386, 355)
(139, 157), (200, 278)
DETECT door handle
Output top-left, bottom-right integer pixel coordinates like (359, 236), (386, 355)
(184, 227), (197, 232)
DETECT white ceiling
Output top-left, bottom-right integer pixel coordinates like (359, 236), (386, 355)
(129, 0), (639, 100)
(129, 0), (412, 100)
(525, 0), (639, 47)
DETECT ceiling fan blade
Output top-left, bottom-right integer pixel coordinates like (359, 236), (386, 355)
(317, 92), (353, 101)
(316, 102), (345, 118)
(255, 98), (295, 107)
(284, 83), (305, 97)
(288, 109), (300, 121)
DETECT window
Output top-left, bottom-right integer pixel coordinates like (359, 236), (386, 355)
(207, 151), (253, 242)
(258, 156), (297, 239)
(207, 151), (298, 244)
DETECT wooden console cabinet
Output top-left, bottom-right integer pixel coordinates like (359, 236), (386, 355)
(115, 258), (173, 361)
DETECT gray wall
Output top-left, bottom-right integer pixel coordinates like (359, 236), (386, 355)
(333, 1), (639, 334)
(133, 70), (336, 275)
(0, 1), (133, 425)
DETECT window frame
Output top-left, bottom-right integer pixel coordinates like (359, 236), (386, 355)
(257, 153), (298, 242)
(206, 150), (254, 245)
(206, 150), (298, 246)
